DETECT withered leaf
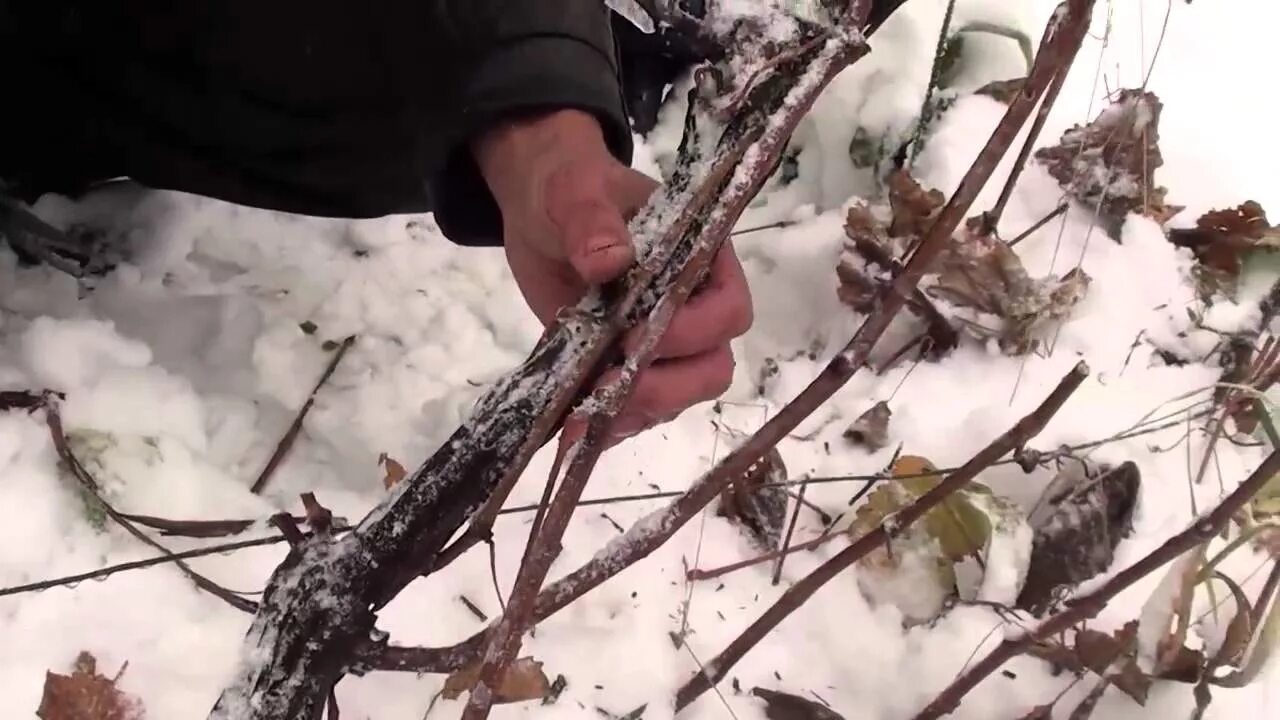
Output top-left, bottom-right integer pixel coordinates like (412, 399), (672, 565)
(1204, 572), (1254, 675)
(843, 401), (891, 450)
(976, 77), (1026, 105)
(38, 651), (145, 720)
(442, 657), (551, 704)
(1168, 201), (1280, 277)
(1074, 622), (1151, 704)
(751, 688), (845, 720)
(379, 453), (408, 489)
(887, 169), (945, 239)
(1018, 462), (1140, 615)
(1140, 544), (1209, 676)
(1016, 705), (1053, 720)
(1035, 89), (1173, 239)
(1028, 622), (1151, 706)
(927, 219), (1091, 355)
(837, 204), (891, 314)
(718, 447), (789, 550)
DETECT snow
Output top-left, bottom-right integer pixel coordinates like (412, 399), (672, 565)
(3, 1), (1280, 719)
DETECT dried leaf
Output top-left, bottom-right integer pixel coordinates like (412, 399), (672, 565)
(718, 448), (789, 550)
(1035, 90), (1172, 239)
(1215, 563), (1280, 688)
(837, 205), (891, 313)
(1074, 622), (1151, 704)
(38, 652), (145, 720)
(887, 170), (945, 239)
(1017, 704), (1053, 719)
(1028, 622), (1151, 706)
(1138, 543), (1210, 676)
(442, 657), (551, 704)
(379, 453), (407, 489)
(927, 220), (1091, 355)
(1169, 201), (1280, 277)
(1206, 572), (1255, 673)
(843, 401), (891, 450)
(751, 688), (844, 720)
(975, 77), (1026, 105)
(1018, 462), (1140, 614)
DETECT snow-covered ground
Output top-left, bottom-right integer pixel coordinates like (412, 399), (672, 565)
(2, 1), (1278, 718)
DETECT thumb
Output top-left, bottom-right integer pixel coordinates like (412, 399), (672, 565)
(556, 196), (636, 285)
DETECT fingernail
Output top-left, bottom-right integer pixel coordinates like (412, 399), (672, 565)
(587, 235), (621, 254)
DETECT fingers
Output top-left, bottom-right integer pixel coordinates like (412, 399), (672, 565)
(544, 167), (638, 285)
(612, 345), (736, 440)
(543, 163), (659, 285)
(625, 244), (754, 359)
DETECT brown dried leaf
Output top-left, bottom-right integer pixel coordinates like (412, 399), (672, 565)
(843, 401), (891, 451)
(837, 205), (891, 313)
(37, 652), (145, 720)
(1140, 544), (1210, 677)
(1074, 622), (1151, 704)
(1206, 572), (1255, 673)
(888, 169), (946, 239)
(752, 688), (845, 720)
(976, 77), (1026, 105)
(1169, 201), (1280, 277)
(718, 447), (789, 550)
(442, 657), (551, 704)
(927, 220), (1091, 355)
(1035, 90), (1171, 239)
(1028, 622), (1151, 706)
(1017, 704), (1054, 719)
(1018, 462), (1140, 615)
(379, 453), (407, 489)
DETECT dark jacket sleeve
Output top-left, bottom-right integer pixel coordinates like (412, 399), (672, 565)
(427, 1), (635, 247)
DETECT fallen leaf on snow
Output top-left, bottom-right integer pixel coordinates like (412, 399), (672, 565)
(752, 688), (845, 720)
(379, 453), (408, 489)
(848, 455), (1031, 622)
(38, 651), (145, 720)
(1169, 201), (1280, 273)
(442, 657), (552, 704)
(718, 447), (790, 550)
(1138, 543), (1209, 676)
(843, 401), (891, 450)
(1035, 89), (1177, 239)
(887, 169), (945, 239)
(927, 219), (1091, 355)
(1028, 622), (1150, 705)
(1018, 461), (1140, 614)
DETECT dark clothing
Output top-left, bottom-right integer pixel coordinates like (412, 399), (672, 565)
(0, 1), (634, 246)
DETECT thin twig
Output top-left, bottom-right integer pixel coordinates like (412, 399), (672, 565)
(44, 402), (258, 612)
(674, 362), (1089, 711)
(775, 478), (812, 585)
(911, 449), (1280, 720)
(250, 336), (355, 494)
(1007, 203), (1070, 248)
(689, 532), (839, 582)
(0, 535), (292, 598)
(983, 45), (1072, 235)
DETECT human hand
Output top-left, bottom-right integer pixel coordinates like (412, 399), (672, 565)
(473, 109), (753, 442)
